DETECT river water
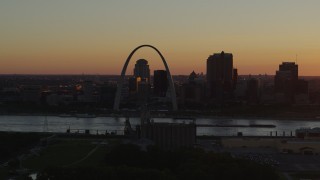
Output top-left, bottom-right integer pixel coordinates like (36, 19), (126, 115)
(0, 115), (320, 136)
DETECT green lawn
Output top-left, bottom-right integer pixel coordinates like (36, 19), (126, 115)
(22, 139), (97, 170)
(73, 146), (108, 167)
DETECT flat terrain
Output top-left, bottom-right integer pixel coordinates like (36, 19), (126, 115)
(22, 138), (109, 170)
(2, 133), (320, 179)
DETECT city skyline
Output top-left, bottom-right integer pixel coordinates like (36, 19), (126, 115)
(1, 1), (320, 75)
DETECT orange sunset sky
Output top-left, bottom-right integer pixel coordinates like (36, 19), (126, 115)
(0, 1), (320, 76)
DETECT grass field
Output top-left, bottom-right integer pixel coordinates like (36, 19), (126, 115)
(22, 139), (99, 170)
(0, 135), (121, 179)
(73, 146), (108, 167)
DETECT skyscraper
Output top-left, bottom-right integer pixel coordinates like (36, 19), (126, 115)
(134, 59), (150, 82)
(206, 51), (235, 99)
(153, 70), (168, 97)
(274, 62), (301, 103)
(279, 62), (298, 81)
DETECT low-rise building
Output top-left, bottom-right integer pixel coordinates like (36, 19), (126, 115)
(141, 122), (196, 150)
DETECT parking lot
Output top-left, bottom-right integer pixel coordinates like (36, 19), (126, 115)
(197, 139), (320, 172)
(274, 154), (320, 172)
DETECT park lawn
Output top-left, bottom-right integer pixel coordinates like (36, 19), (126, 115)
(22, 139), (96, 170)
(72, 145), (108, 167)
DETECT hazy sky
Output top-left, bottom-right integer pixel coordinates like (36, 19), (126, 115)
(1, 0), (320, 75)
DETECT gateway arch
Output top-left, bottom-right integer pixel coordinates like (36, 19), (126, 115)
(113, 45), (178, 111)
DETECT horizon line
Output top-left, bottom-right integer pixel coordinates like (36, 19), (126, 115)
(1, 73), (319, 77)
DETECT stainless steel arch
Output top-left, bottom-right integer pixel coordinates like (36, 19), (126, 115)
(113, 45), (178, 111)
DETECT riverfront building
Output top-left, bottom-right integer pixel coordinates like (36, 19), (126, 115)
(141, 122), (196, 150)
(139, 106), (196, 150)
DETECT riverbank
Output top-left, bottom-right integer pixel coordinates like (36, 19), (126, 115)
(0, 114), (319, 137)
(0, 112), (319, 122)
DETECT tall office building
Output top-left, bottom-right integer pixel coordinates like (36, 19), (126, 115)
(206, 51), (235, 98)
(274, 62), (307, 104)
(153, 70), (168, 97)
(278, 62), (298, 81)
(274, 62), (298, 94)
(134, 59), (150, 82)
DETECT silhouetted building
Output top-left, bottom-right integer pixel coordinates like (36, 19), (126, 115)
(0, 87), (20, 103)
(260, 78), (275, 105)
(246, 78), (261, 104)
(206, 51), (236, 100)
(99, 82), (117, 107)
(234, 79), (247, 100)
(274, 62), (305, 104)
(295, 79), (309, 105)
(128, 77), (138, 94)
(141, 122), (196, 150)
(78, 80), (97, 103)
(207, 51), (233, 88)
(20, 85), (42, 103)
(233, 68), (238, 90)
(138, 106), (196, 150)
(137, 79), (150, 104)
(153, 70), (168, 97)
(180, 71), (206, 107)
(134, 59), (150, 82)
(296, 79), (309, 94)
(127, 60), (152, 105)
(279, 62), (298, 81)
(46, 93), (74, 106)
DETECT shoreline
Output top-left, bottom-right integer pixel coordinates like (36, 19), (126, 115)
(0, 113), (319, 122)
